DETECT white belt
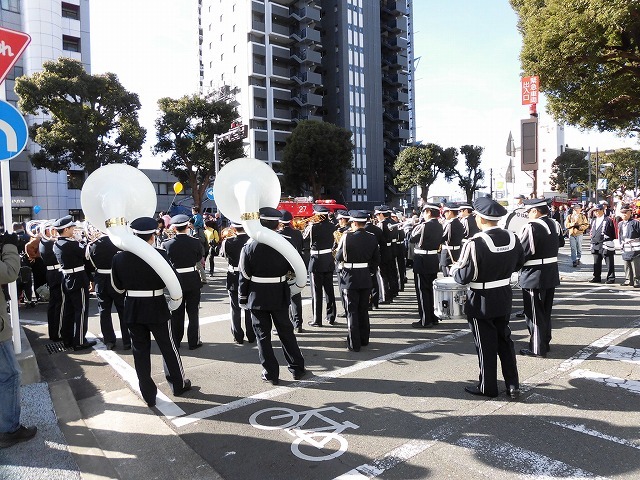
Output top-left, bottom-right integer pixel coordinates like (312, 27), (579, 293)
(175, 266), (197, 273)
(127, 289), (164, 297)
(386, 242), (392, 246)
(46, 264), (61, 271)
(310, 249), (332, 255)
(391, 239), (397, 243)
(228, 265), (239, 272)
(414, 249), (438, 255)
(469, 278), (511, 289)
(341, 262), (368, 269)
(250, 275), (287, 283)
(523, 256), (558, 266)
(96, 268), (111, 274)
(442, 245), (461, 250)
(61, 266), (85, 274)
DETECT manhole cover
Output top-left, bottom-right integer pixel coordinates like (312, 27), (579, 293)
(46, 341), (72, 354)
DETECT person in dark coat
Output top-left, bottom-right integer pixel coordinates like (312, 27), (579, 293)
(333, 210), (351, 318)
(452, 197), (525, 398)
(220, 223), (255, 344)
(517, 198), (562, 358)
(409, 203), (443, 328)
(364, 213), (384, 309)
(374, 205), (399, 302)
(39, 226), (63, 341)
(335, 210), (380, 351)
(618, 205), (640, 287)
(391, 210), (407, 291)
(458, 202), (480, 241)
(111, 217), (191, 407)
(440, 203), (465, 276)
(53, 216), (95, 351)
(87, 234), (129, 350)
(590, 204), (616, 284)
(303, 205), (337, 326)
(279, 210), (305, 333)
(162, 214), (205, 350)
(239, 208), (307, 385)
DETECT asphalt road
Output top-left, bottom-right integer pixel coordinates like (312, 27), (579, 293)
(12, 251), (640, 479)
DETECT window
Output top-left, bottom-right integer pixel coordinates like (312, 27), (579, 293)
(10, 171), (28, 190)
(67, 171), (84, 190)
(1, 0), (19, 13)
(61, 2), (80, 20)
(62, 35), (81, 53)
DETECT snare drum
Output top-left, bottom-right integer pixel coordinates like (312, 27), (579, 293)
(433, 277), (468, 320)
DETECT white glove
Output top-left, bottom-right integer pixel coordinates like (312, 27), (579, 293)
(168, 297), (182, 311)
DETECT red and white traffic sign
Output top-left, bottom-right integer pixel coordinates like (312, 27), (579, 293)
(521, 75), (539, 105)
(0, 26), (31, 84)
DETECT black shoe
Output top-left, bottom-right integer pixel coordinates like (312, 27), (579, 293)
(188, 342), (203, 350)
(293, 369), (310, 380)
(589, 278), (601, 283)
(73, 340), (97, 351)
(605, 279), (615, 284)
(234, 338), (244, 345)
(145, 397), (156, 408)
(261, 372), (279, 385)
(174, 379), (192, 396)
(520, 348), (546, 358)
(508, 385), (521, 399)
(464, 385), (498, 398)
(411, 321), (434, 328)
(295, 326), (303, 334)
(247, 338), (256, 343)
(576, 259), (581, 265)
(308, 321), (322, 327)
(328, 318), (336, 325)
(105, 341), (116, 350)
(514, 310), (525, 318)
(572, 261), (578, 267)
(0, 425), (37, 449)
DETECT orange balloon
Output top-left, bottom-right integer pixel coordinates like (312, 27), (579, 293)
(173, 182), (183, 194)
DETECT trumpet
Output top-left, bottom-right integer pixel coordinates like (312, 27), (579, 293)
(292, 214), (326, 231)
(221, 226), (237, 240)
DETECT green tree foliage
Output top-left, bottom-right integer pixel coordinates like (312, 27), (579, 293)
(550, 150), (590, 196)
(15, 57), (145, 173)
(393, 143), (457, 201)
(281, 120), (354, 199)
(153, 93), (243, 207)
(598, 148), (640, 197)
(510, 0), (640, 134)
(454, 145), (485, 203)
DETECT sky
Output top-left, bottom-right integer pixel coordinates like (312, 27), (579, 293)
(90, 0), (638, 193)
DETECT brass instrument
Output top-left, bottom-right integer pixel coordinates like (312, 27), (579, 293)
(221, 226), (237, 240)
(292, 213), (326, 231)
(332, 228), (346, 258)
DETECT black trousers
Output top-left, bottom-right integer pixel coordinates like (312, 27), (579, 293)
(128, 321), (186, 404)
(229, 289), (255, 342)
(522, 287), (555, 355)
(414, 272), (438, 326)
(379, 260), (395, 300)
(342, 287), (371, 351)
(61, 285), (90, 347)
(251, 308), (305, 381)
(95, 274), (129, 346)
(395, 247), (407, 290)
(170, 288), (201, 348)
(310, 271), (336, 325)
(370, 270), (382, 307)
(47, 283), (63, 341)
(289, 292), (303, 328)
(468, 314), (519, 397)
(592, 250), (615, 281)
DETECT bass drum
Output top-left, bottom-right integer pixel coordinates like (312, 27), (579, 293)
(503, 207), (529, 234)
(433, 277), (467, 320)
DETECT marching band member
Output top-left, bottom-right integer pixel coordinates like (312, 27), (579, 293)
(451, 197), (525, 398)
(163, 214), (205, 350)
(335, 210), (380, 352)
(364, 212), (384, 309)
(391, 209), (407, 291)
(409, 203), (443, 328)
(53, 215), (96, 351)
(279, 210), (305, 333)
(458, 202), (480, 241)
(375, 205), (399, 302)
(111, 217), (192, 407)
(39, 224), (63, 341)
(334, 210), (352, 318)
(220, 222), (256, 344)
(440, 203), (464, 276)
(304, 205), (337, 327)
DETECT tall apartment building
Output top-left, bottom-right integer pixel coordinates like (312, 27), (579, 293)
(0, 0), (90, 221)
(199, 0), (414, 208)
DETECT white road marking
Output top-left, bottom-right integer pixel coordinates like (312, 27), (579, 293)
(569, 369), (640, 395)
(596, 345), (640, 364)
(546, 420), (640, 451)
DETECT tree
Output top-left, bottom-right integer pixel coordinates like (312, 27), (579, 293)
(281, 120), (354, 200)
(15, 57), (145, 174)
(598, 148), (640, 197)
(153, 93), (244, 207)
(550, 150), (590, 196)
(393, 143), (457, 201)
(454, 145), (485, 202)
(510, 0), (640, 134)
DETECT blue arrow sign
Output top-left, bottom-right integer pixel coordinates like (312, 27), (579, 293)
(0, 100), (28, 161)
(206, 186), (214, 201)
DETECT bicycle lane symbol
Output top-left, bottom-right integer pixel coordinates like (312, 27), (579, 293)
(249, 406), (359, 462)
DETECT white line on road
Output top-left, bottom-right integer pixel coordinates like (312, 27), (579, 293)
(547, 420), (640, 451)
(569, 369), (640, 395)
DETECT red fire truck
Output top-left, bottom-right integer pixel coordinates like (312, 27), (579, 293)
(277, 198), (348, 218)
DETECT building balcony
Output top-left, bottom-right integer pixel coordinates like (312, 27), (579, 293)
(272, 64), (291, 78)
(251, 1), (265, 14)
(273, 107), (292, 120)
(291, 69), (322, 86)
(291, 47), (321, 65)
(251, 19), (266, 33)
(382, 16), (408, 33)
(383, 109), (410, 122)
(291, 27), (321, 44)
(382, 0), (408, 16)
(382, 54), (408, 69)
(292, 91), (322, 107)
(290, 5), (321, 23)
(255, 149), (269, 161)
(252, 63), (267, 76)
(381, 36), (407, 51)
(253, 106), (268, 118)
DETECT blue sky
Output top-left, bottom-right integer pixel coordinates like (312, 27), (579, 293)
(90, 0), (637, 178)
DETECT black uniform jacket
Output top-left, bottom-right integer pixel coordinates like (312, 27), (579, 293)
(590, 215), (616, 254)
(440, 217), (465, 266)
(238, 239), (291, 311)
(280, 225), (304, 254)
(163, 234), (204, 291)
(335, 228), (381, 290)
(221, 232), (250, 292)
(618, 218), (640, 261)
(364, 222), (383, 248)
(378, 218), (396, 263)
(111, 248), (172, 325)
(304, 219), (336, 273)
(54, 236), (90, 291)
(39, 238), (62, 287)
(410, 218), (443, 275)
(518, 216), (561, 289)
(87, 235), (121, 289)
(452, 227), (525, 319)
(460, 214), (480, 239)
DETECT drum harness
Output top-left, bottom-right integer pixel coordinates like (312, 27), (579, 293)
(467, 230), (517, 290)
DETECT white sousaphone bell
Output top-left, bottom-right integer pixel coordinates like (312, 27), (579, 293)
(80, 164), (183, 310)
(213, 157), (307, 295)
